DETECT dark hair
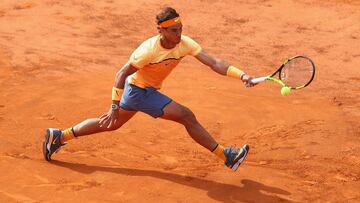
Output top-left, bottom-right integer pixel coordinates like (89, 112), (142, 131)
(156, 7), (179, 25)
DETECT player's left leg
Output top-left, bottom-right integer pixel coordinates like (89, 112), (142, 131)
(161, 100), (249, 171)
(161, 100), (217, 151)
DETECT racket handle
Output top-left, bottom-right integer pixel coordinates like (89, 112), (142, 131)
(250, 76), (268, 84)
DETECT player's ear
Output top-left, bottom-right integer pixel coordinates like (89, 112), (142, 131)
(157, 25), (162, 34)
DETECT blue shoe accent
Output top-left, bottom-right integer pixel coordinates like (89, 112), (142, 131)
(42, 128), (66, 161)
(224, 144), (250, 171)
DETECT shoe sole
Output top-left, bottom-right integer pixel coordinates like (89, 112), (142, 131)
(231, 144), (250, 171)
(42, 129), (53, 161)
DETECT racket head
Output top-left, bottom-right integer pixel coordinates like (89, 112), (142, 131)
(278, 55), (315, 89)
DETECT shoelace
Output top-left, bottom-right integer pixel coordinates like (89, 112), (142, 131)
(229, 145), (239, 154)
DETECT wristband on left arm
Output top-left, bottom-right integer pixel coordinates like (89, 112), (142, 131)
(226, 65), (245, 80)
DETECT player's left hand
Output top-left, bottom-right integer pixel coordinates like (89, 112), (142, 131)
(241, 74), (256, 87)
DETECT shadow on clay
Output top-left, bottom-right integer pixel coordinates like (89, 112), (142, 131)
(52, 160), (294, 203)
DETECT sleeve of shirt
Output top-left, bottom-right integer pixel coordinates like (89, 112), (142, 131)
(182, 35), (202, 56)
(129, 40), (153, 69)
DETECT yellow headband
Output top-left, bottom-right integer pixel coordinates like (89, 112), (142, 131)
(159, 17), (181, 28)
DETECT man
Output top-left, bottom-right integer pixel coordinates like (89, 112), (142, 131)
(43, 7), (255, 171)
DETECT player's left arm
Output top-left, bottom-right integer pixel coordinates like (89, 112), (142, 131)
(195, 50), (255, 86)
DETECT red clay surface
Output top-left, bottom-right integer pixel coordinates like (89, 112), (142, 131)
(1, 0), (360, 202)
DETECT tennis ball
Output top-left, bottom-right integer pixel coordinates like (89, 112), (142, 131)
(281, 86), (291, 96)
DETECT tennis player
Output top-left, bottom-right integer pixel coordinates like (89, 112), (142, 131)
(43, 7), (255, 171)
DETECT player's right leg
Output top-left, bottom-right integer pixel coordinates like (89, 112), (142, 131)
(43, 108), (136, 161)
(72, 108), (136, 137)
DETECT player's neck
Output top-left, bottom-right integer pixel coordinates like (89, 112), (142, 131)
(160, 36), (177, 49)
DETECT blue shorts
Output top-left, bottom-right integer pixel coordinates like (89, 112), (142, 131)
(120, 80), (172, 118)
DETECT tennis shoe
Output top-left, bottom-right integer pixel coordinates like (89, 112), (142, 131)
(43, 128), (66, 161)
(224, 144), (249, 171)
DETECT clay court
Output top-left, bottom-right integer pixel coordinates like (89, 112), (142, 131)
(1, 0), (360, 202)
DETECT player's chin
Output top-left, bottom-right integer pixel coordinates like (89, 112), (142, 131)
(173, 37), (181, 44)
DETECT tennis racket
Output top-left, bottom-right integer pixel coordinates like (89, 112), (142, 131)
(250, 55), (315, 91)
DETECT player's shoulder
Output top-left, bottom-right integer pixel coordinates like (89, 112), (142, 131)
(140, 35), (160, 48)
(181, 35), (195, 42)
(134, 35), (159, 56)
(181, 35), (200, 46)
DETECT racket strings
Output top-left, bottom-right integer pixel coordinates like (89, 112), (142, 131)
(280, 57), (314, 88)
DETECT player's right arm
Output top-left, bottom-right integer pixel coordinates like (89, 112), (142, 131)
(111, 38), (152, 107)
(99, 62), (137, 129)
(100, 37), (152, 128)
(112, 62), (137, 105)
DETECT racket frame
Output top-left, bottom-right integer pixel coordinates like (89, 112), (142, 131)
(251, 55), (315, 90)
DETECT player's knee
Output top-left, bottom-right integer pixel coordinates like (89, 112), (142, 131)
(178, 107), (197, 126)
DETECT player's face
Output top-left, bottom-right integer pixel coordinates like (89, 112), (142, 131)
(161, 23), (182, 44)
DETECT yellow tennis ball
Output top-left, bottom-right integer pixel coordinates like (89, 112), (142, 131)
(281, 86), (291, 96)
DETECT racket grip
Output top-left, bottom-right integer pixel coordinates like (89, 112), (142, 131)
(250, 76), (268, 84)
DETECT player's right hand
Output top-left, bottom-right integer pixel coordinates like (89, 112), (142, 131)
(99, 107), (119, 129)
